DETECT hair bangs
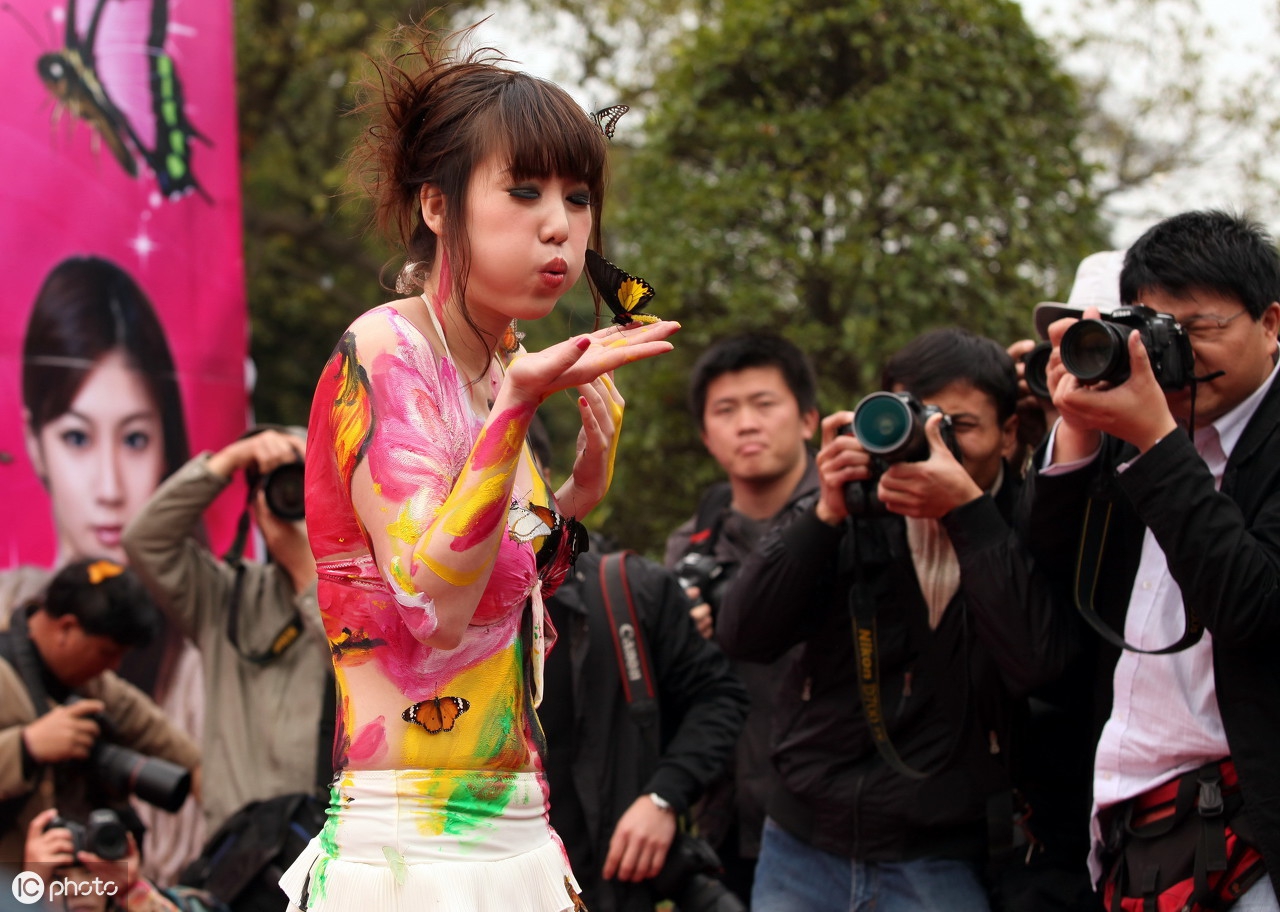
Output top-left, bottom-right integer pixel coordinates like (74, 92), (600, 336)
(488, 75), (607, 194)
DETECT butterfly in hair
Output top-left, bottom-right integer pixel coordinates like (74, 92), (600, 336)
(584, 249), (661, 326)
(403, 696), (471, 734)
(23, 0), (209, 200)
(591, 104), (629, 139)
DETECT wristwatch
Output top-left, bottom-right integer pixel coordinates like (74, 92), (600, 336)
(647, 792), (674, 813)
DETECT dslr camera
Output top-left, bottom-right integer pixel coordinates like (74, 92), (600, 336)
(651, 832), (746, 912)
(673, 552), (729, 614)
(1059, 305), (1194, 390)
(44, 809), (130, 861)
(246, 459), (305, 522)
(840, 392), (960, 517)
(66, 696), (192, 812)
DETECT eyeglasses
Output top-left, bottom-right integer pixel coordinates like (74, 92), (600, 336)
(1179, 310), (1248, 338)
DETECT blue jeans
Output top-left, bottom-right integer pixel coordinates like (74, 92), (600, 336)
(752, 817), (992, 912)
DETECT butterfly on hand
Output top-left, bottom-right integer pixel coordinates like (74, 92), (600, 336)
(402, 696), (471, 734)
(32, 0), (207, 200)
(590, 104), (629, 140)
(585, 250), (661, 327)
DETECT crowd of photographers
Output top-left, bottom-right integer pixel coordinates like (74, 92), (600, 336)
(4, 207), (1280, 912)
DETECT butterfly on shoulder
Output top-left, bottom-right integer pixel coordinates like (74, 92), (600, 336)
(402, 696), (471, 734)
(25, 0), (208, 200)
(584, 249), (661, 327)
(508, 501), (555, 544)
(590, 103), (629, 140)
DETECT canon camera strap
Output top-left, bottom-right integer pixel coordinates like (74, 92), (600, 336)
(222, 490), (306, 664)
(597, 552), (660, 756)
(1073, 477), (1203, 655)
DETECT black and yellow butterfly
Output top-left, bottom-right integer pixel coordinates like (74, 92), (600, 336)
(585, 249), (661, 326)
(402, 696), (471, 734)
(590, 104), (629, 140)
(32, 0), (207, 200)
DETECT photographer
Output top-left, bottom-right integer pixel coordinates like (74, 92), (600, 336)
(121, 427), (331, 839)
(0, 559), (200, 865)
(664, 333), (820, 903)
(542, 543), (749, 912)
(24, 808), (230, 911)
(1027, 210), (1280, 911)
(720, 328), (1075, 912)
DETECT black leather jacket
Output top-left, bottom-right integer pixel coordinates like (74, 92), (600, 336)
(719, 466), (1074, 861)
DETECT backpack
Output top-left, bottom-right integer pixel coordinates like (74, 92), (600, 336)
(179, 791), (328, 912)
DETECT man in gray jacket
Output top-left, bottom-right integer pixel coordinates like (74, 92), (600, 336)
(123, 428), (332, 835)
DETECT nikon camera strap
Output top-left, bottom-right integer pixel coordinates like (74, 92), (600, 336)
(1074, 485), (1203, 655)
(844, 516), (969, 781)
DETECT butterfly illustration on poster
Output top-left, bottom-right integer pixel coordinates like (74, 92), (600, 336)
(7, 0), (209, 201)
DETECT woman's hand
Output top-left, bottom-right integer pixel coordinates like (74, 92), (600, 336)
(501, 320), (679, 408)
(556, 374), (625, 518)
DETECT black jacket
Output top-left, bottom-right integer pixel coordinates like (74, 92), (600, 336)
(543, 550), (750, 912)
(1025, 377), (1280, 898)
(718, 467), (1074, 861)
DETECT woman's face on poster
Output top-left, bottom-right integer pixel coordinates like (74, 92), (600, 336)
(25, 349), (166, 564)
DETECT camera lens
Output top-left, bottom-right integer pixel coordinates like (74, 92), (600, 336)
(1023, 341), (1052, 399)
(262, 462), (306, 521)
(85, 809), (129, 861)
(94, 742), (192, 812)
(1060, 319), (1131, 385)
(853, 393), (913, 454)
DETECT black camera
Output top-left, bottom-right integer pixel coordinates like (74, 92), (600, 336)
(840, 392), (960, 517)
(673, 552), (729, 613)
(66, 696), (192, 812)
(248, 460), (305, 521)
(651, 833), (746, 912)
(1059, 305), (1195, 390)
(1021, 341), (1052, 399)
(44, 809), (129, 861)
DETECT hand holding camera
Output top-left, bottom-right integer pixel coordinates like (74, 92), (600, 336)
(208, 428), (306, 522)
(21, 697), (104, 763)
(1045, 306), (1180, 457)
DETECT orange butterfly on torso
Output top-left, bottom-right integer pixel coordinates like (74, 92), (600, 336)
(402, 696), (471, 733)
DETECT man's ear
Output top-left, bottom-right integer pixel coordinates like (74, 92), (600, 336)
(420, 184), (446, 236)
(1001, 413), (1019, 453)
(801, 408), (820, 440)
(22, 408), (48, 488)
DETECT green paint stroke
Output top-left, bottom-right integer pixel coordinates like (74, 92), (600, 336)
(309, 782), (342, 901)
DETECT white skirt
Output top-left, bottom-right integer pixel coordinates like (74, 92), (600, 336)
(279, 768), (584, 912)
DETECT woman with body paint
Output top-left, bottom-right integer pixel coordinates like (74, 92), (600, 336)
(279, 26), (679, 912)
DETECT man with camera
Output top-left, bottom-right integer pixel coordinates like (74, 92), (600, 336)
(0, 559), (200, 866)
(719, 328), (1073, 911)
(664, 333), (820, 903)
(121, 426), (332, 840)
(1028, 210), (1280, 911)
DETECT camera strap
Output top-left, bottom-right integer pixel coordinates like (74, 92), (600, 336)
(1074, 486), (1203, 654)
(0, 609), (53, 716)
(597, 552), (660, 742)
(222, 490), (306, 664)
(844, 517), (970, 780)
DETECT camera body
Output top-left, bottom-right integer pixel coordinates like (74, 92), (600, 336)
(841, 392), (961, 517)
(65, 696), (192, 812)
(44, 809), (129, 861)
(247, 461), (305, 521)
(673, 551), (729, 614)
(650, 832), (746, 912)
(1059, 304), (1195, 390)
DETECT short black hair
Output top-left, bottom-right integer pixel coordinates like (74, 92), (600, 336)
(42, 559), (159, 649)
(688, 333), (818, 429)
(881, 328), (1017, 422)
(1121, 210), (1280, 319)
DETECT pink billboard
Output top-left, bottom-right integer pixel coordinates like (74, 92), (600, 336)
(0, 0), (247, 593)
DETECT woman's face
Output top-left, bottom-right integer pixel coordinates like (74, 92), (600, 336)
(25, 349), (166, 564)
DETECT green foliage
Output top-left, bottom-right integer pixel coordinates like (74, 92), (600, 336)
(234, 0), (450, 425)
(596, 0), (1110, 555)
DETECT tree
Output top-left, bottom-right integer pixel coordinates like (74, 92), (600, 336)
(586, 0), (1109, 554)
